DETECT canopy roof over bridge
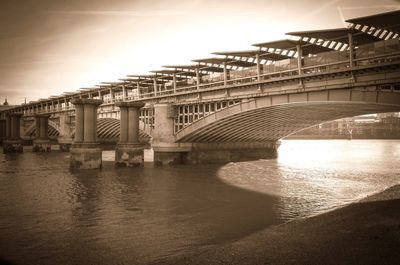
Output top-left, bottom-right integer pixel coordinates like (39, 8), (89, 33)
(252, 39), (334, 55)
(4, 10), (400, 110)
(346, 10), (400, 34)
(192, 58), (257, 68)
(212, 50), (292, 61)
(162, 64), (224, 74)
(286, 28), (382, 45)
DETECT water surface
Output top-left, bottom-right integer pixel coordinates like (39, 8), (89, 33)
(0, 140), (399, 264)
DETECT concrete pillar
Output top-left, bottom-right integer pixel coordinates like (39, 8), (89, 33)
(223, 61), (228, 86)
(109, 88), (114, 102)
(119, 107), (128, 143)
(152, 104), (191, 166)
(128, 106), (140, 143)
(195, 68), (201, 90)
(33, 114), (51, 152)
(136, 82), (141, 99)
(5, 115), (11, 139)
(74, 104), (84, 143)
(122, 85), (126, 100)
(0, 119), (6, 143)
(153, 78), (158, 96)
(2, 113), (23, 153)
(348, 32), (354, 68)
(115, 102), (145, 167)
(58, 113), (73, 152)
(10, 115), (20, 139)
(296, 44), (303, 75)
(173, 73), (177, 93)
(84, 104), (95, 143)
(40, 116), (47, 139)
(256, 53), (261, 81)
(70, 99), (103, 169)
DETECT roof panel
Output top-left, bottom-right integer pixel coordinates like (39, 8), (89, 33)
(252, 39), (306, 50)
(162, 64), (199, 70)
(193, 57), (256, 67)
(261, 53), (293, 61)
(287, 28), (349, 41)
(213, 50), (260, 57)
(192, 58), (225, 64)
(253, 39), (333, 55)
(201, 66), (224, 73)
(287, 27), (383, 46)
(346, 10), (400, 33)
(212, 50), (292, 61)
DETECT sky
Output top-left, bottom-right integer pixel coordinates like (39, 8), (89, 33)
(1, 0), (399, 104)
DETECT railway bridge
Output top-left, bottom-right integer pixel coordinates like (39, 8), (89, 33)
(1, 10), (400, 168)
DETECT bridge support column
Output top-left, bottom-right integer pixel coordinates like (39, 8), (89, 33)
(33, 114), (51, 152)
(2, 113), (23, 153)
(0, 118), (6, 144)
(184, 142), (279, 164)
(152, 104), (191, 166)
(115, 102), (145, 167)
(70, 99), (102, 169)
(58, 113), (73, 152)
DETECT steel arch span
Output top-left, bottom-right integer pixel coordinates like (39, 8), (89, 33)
(175, 89), (400, 143)
(24, 122), (61, 139)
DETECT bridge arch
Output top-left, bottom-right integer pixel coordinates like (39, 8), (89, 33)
(176, 89), (400, 143)
(71, 118), (151, 144)
(24, 121), (61, 139)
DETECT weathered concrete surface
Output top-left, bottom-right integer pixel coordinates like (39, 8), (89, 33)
(58, 137), (73, 152)
(154, 151), (185, 166)
(2, 140), (23, 154)
(186, 148), (277, 164)
(69, 99), (103, 169)
(152, 142), (192, 166)
(70, 143), (102, 169)
(185, 142), (279, 164)
(115, 143), (144, 167)
(154, 141), (279, 165)
(32, 139), (51, 152)
(115, 101), (145, 167)
(185, 148), (277, 164)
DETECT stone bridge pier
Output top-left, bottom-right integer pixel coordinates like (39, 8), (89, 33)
(58, 113), (73, 152)
(151, 104), (278, 166)
(152, 104), (191, 166)
(115, 102), (145, 167)
(2, 113), (23, 153)
(33, 114), (51, 152)
(70, 99), (102, 169)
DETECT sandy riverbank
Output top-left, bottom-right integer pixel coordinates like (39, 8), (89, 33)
(157, 185), (400, 265)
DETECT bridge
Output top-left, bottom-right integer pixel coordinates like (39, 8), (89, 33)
(1, 10), (400, 168)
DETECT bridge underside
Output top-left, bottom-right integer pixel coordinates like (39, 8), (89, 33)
(177, 102), (400, 143)
(24, 118), (151, 145)
(93, 118), (151, 144)
(25, 126), (60, 139)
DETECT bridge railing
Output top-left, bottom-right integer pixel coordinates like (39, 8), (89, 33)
(144, 39), (400, 100)
(9, 38), (400, 117)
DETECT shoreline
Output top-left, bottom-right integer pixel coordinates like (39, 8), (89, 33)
(157, 184), (400, 265)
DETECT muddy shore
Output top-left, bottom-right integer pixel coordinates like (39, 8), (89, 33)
(157, 185), (400, 265)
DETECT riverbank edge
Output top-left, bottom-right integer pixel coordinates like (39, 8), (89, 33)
(156, 184), (400, 265)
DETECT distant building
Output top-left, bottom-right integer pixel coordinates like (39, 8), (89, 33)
(289, 112), (400, 139)
(0, 99), (15, 142)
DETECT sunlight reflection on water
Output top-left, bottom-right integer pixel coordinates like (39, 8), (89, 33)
(0, 140), (399, 265)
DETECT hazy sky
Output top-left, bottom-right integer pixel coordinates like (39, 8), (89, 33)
(1, 0), (399, 104)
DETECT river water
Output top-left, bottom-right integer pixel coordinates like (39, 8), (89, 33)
(0, 140), (399, 264)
